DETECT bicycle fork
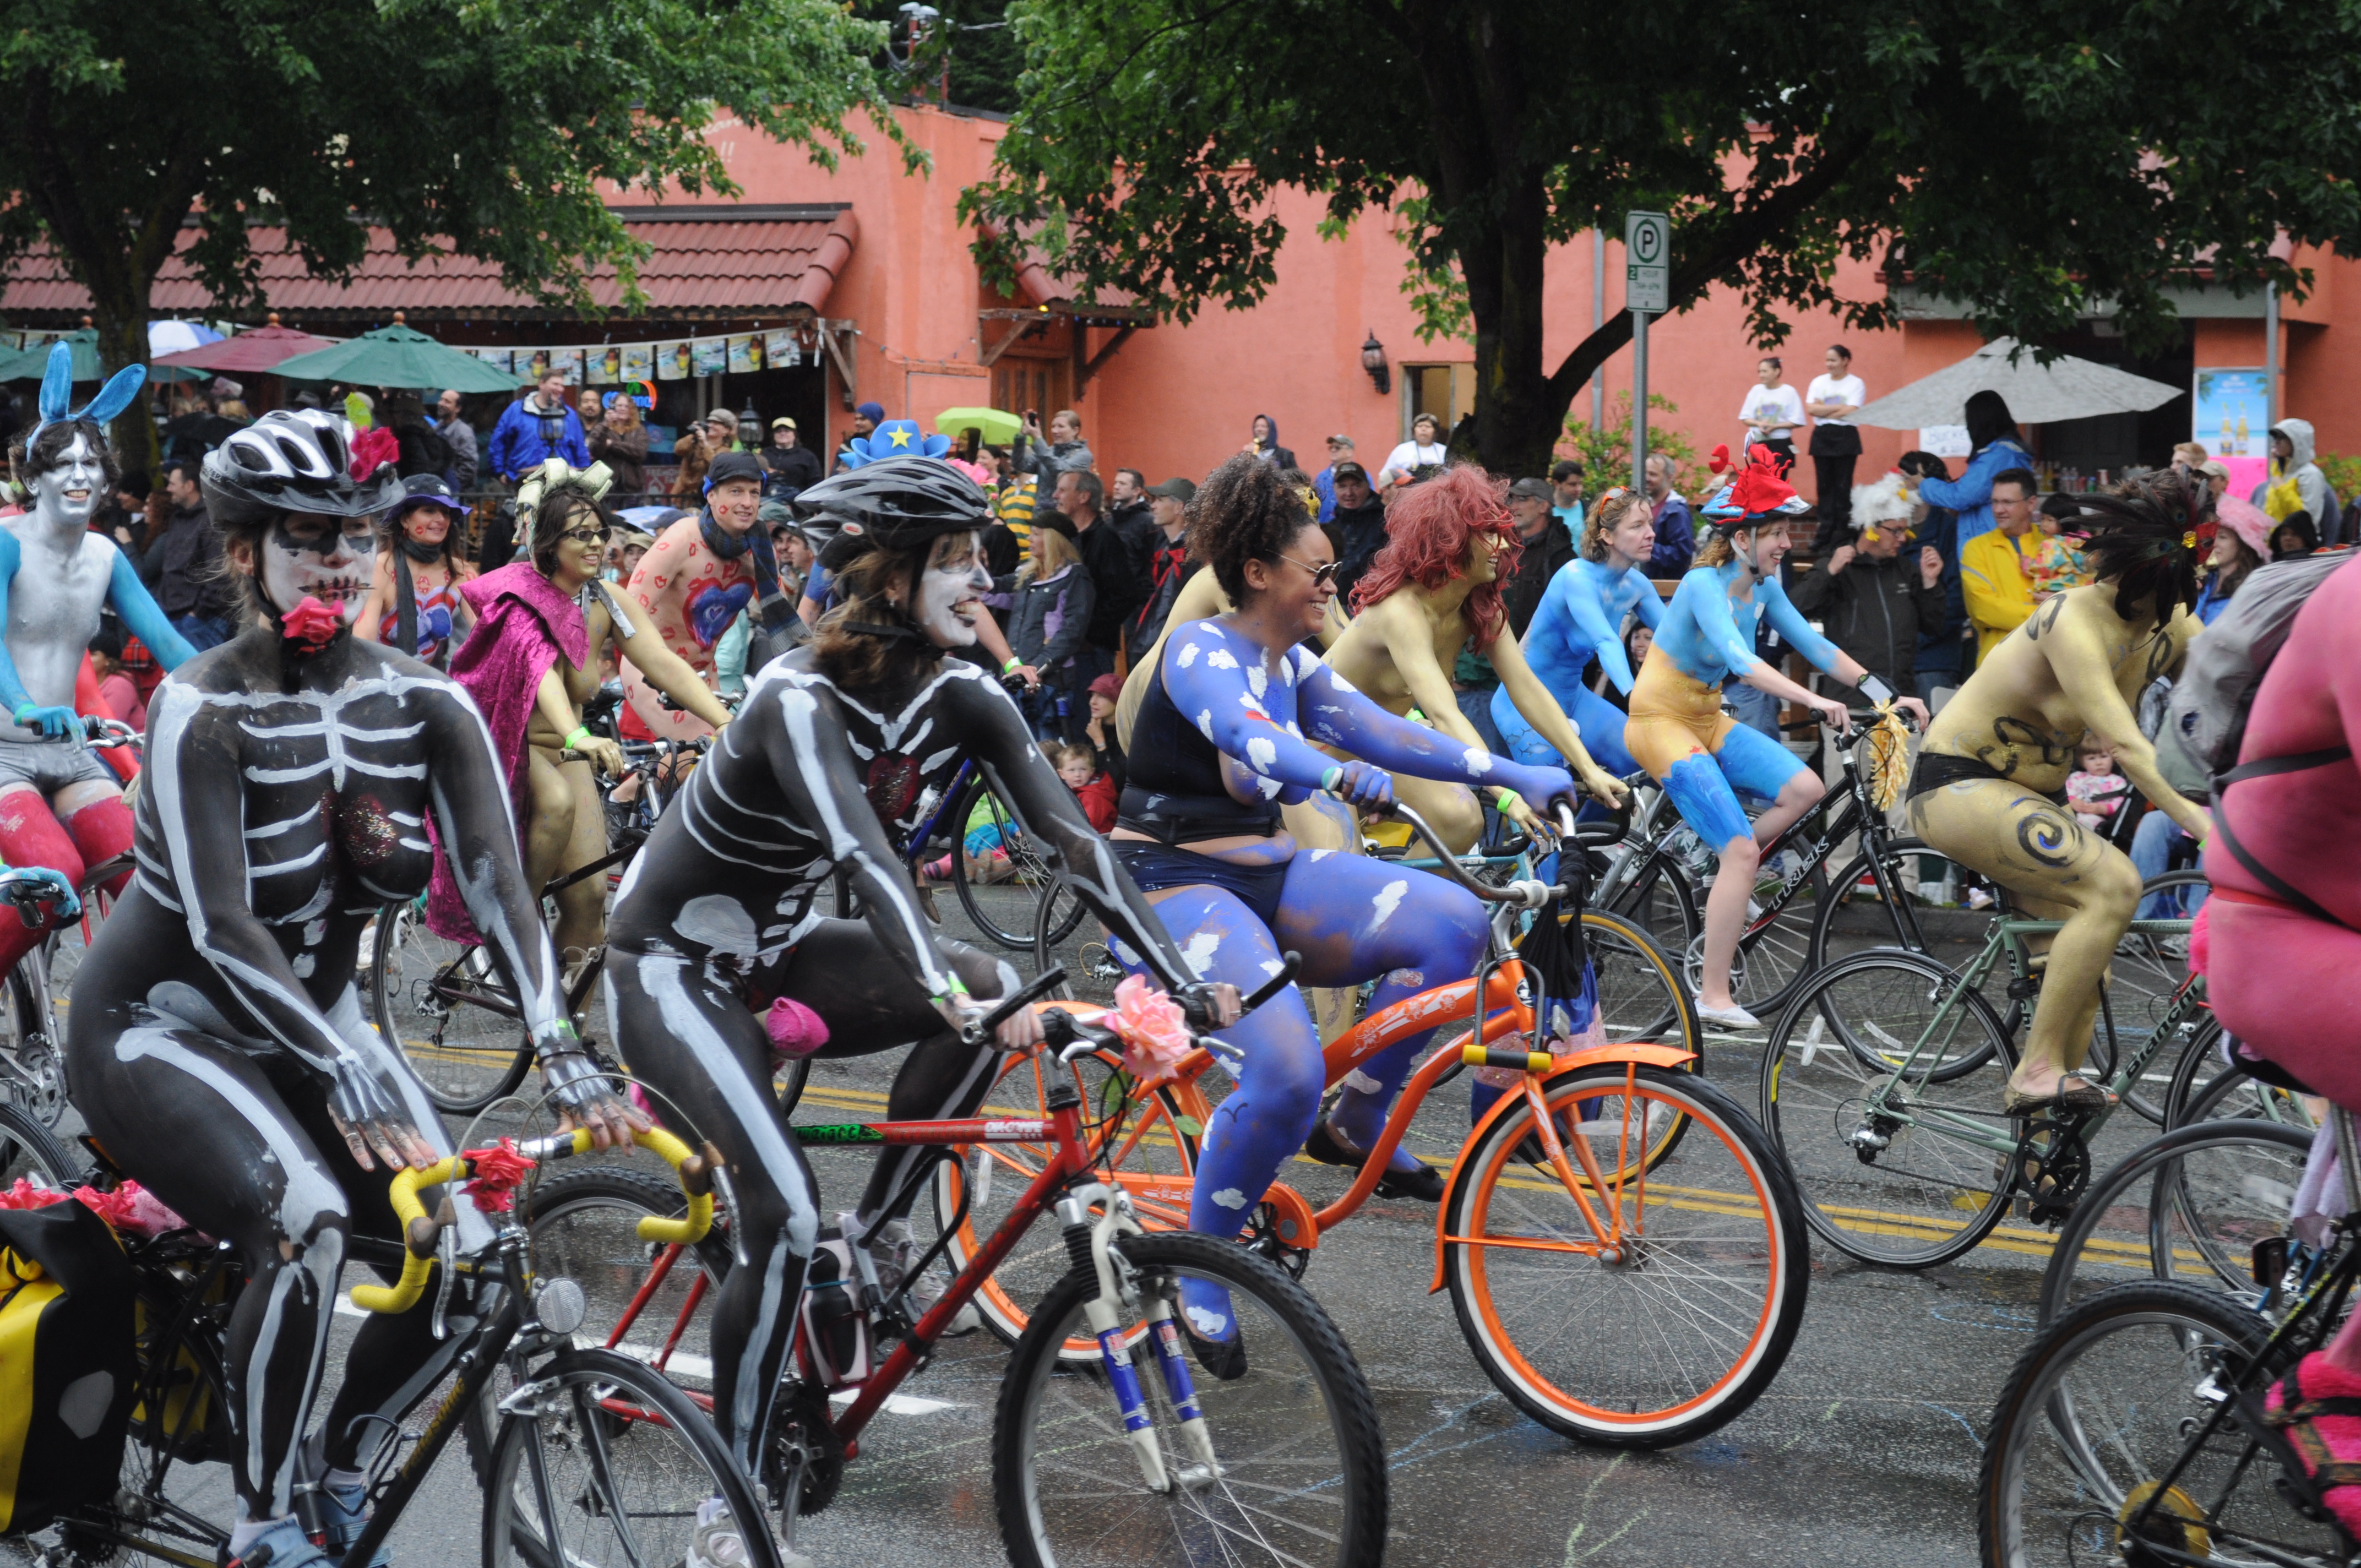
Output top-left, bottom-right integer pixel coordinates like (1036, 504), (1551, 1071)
(1057, 1184), (1222, 1494)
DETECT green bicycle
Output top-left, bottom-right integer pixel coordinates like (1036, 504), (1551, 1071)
(1758, 900), (2207, 1269)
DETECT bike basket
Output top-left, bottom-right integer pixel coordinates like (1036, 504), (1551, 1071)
(0, 1199), (137, 1533)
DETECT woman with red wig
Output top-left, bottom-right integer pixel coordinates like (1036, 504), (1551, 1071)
(1319, 465), (1627, 853)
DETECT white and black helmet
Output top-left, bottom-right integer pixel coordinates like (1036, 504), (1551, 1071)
(201, 409), (403, 527)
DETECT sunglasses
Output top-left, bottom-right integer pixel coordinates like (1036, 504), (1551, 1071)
(561, 525), (610, 547)
(1280, 553), (1342, 588)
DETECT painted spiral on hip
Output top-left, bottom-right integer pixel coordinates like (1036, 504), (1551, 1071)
(2014, 803), (2081, 869)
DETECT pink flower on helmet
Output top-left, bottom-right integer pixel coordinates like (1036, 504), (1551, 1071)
(281, 595), (345, 655)
(1111, 973), (1193, 1084)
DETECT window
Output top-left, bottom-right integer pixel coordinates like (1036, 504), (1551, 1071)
(1405, 363), (1475, 440)
(992, 360), (1068, 427)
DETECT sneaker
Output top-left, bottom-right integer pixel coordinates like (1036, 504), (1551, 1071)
(847, 1214), (980, 1335)
(319, 1480), (390, 1568)
(1695, 997), (1762, 1031)
(688, 1496), (815, 1568)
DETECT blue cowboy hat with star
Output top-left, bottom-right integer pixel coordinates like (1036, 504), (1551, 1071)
(839, 417), (951, 469)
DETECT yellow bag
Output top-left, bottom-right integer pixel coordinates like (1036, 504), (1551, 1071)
(0, 1200), (137, 1533)
(2262, 471), (2304, 522)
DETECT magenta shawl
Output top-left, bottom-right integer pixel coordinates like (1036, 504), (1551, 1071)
(425, 563), (587, 941)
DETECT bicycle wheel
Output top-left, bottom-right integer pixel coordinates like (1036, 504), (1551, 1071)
(482, 1347), (781, 1568)
(1443, 1063), (1808, 1446)
(0, 1093), (85, 1189)
(1697, 846), (1827, 1019)
(935, 1044), (1206, 1353)
(2175, 1057), (2319, 1134)
(2033, 1118), (2315, 1326)
(1598, 842), (1700, 961)
(524, 1167), (732, 1397)
(993, 1229), (1387, 1568)
(1761, 949), (2020, 1267)
(950, 778), (1064, 951)
(369, 901), (535, 1114)
(1978, 1282), (2329, 1568)
(1517, 906), (1703, 1063)
(1030, 870), (1090, 966)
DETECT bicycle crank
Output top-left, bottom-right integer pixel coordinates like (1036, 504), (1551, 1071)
(2011, 1113), (2095, 1225)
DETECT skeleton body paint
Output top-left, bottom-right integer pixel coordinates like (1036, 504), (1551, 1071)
(606, 640), (1199, 1476)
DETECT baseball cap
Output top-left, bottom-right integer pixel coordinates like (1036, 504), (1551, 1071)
(770, 415), (798, 431)
(1506, 477), (1554, 503)
(396, 474), (466, 515)
(1325, 433), (1353, 447)
(705, 452), (764, 492)
(1146, 477), (1197, 502)
(1330, 461), (1368, 484)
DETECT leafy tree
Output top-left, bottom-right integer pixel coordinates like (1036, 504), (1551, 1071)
(964, 0), (2361, 477)
(1560, 395), (1699, 496)
(0, 0), (912, 468)
(855, 0), (1025, 116)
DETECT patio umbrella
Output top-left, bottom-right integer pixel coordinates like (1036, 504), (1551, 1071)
(154, 322), (340, 376)
(933, 406), (1022, 445)
(1850, 338), (2183, 429)
(270, 322), (519, 394)
(0, 329), (103, 382)
(146, 320), (221, 358)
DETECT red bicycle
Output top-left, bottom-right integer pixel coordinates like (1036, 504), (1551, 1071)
(530, 969), (1390, 1568)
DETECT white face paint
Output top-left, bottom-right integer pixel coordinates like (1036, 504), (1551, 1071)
(29, 432), (103, 531)
(262, 513), (378, 622)
(913, 532), (992, 650)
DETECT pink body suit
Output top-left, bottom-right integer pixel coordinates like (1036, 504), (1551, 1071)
(2204, 552), (2361, 1108)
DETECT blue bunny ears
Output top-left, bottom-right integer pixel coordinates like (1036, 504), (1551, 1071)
(33, 340), (147, 441)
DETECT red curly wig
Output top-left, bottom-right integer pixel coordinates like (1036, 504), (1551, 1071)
(1349, 464), (1520, 644)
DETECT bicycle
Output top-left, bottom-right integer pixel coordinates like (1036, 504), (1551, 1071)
(530, 971), (1391, 1568)
(960, 804), (1798, 1448)
(1758, 900), (2206, 1270)
(1976, 1112), (2361, 1567)
(368, 734), (728, 1115)
(7, 1121), (784, 1568)
(1589, 710), (1981, 1020)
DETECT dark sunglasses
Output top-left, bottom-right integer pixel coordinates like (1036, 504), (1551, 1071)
(1280, 553), (1342, 588)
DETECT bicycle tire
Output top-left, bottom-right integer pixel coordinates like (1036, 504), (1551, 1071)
(2033, 1118), (2315, 1327)
(1701, 841), (1829, 1020)
(0, 1093), (87, 1189)
(1810, 835), (1984, 970)
(2174, 1058), (2317, 1134)
(1444, 1062), (1808, 1446)
(2159, 1015), (2233, 1129)
(523, 1166), (735, 1371)
(992, 1229), (1388, 1568)
(949, 776), (1057, 951)
(481, 1347), (785, 1568)
(1978, 1282), (2321, 1568)
(1761, 948), (2021, 1267)
(1602, 845), (1701, 973)
(1579, 908), (1705, 1064)
(369, 904), (535, 1115)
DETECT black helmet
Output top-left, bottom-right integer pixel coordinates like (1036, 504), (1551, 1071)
(793, 456), (991, 571)
(201, 410), (403, 527)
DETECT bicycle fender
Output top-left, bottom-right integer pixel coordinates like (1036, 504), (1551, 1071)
(1428, 1048), (1695, 1294)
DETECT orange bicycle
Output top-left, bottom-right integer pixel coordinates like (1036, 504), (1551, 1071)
(942, 804), (1810, 1449)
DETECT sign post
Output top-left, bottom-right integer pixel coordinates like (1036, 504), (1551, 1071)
(1625, 210), (1669, 491)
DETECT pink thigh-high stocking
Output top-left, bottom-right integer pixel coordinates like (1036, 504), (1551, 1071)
(0, 787), (87, 972)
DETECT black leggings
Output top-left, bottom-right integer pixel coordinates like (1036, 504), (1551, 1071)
(603, 918), (1018, 1475)
(65, 902), (479, 1523)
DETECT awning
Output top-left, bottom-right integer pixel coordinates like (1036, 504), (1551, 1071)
(1, 204), (858, 325)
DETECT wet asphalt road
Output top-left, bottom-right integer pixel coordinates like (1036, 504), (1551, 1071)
(24, 882), (2216, 1568)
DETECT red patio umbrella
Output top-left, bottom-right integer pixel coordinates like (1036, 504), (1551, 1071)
(153, 314), (339, 375)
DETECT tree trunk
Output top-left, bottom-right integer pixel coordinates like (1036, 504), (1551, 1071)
(1465, 171), (1561, 480)
(89, 305), (157, 478)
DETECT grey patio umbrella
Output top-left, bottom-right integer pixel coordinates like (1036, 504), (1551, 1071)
(1849, 338), (2183, 429)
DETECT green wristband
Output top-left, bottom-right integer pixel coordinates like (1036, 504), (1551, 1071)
(934, 972), (970, 1001)
(1001, 657), (1022, 674)
(563, 725), (591, 750)
(1494, 787), (1521, 814)
(1320, 766), (1344, 793)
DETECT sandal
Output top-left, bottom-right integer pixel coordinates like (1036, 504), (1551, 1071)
(2262, 1352), (2361, 1533)
(2001, 1074), (2114, 1114)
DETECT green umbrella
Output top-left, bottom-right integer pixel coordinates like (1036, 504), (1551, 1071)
(0, 328), (201, 386)
(270, 322), (519, 394)
(933, 405), (1023, 445)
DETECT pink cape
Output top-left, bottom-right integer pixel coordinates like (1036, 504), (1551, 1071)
(425, 563), (587, 942)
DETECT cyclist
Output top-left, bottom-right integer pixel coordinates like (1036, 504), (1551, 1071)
(1626, 447), (1927, 1030)
(2200, 549), (2361, 1524)
(1908, 470), (2206, 1111)
(1490, 484), (1663, 780)
(603, 455), (1236, 1568)
(62, 410), (638, 1568)
(0, 352), (197, 987)
(1108, 454), (1573, 1370)
(351, 475), (476, 667)
(423, 458), (734, 978)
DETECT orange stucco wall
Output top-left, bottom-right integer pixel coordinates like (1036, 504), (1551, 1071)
(678, 104), (2361, 495)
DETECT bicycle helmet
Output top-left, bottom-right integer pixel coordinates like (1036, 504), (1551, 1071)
(792, 456), (992, 571)
(202, 409), (404, 526)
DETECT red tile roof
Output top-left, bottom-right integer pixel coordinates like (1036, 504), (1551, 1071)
(2, 205), (856, 324)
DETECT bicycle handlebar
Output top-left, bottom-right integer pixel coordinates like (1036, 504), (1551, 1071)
(1372, 803), (1559, 910)
(351, 1125), (719, 1316)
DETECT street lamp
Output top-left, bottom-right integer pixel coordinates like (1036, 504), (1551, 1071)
(1361, 331), (1390, 395)
(741, 395), (761, 450)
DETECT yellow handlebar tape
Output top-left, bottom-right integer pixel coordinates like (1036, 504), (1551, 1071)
(1461, 1042), (1554, 1075)
(351, 1128), (715, 1315)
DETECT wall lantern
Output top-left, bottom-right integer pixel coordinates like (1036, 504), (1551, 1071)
(1361, 331), (1390, 395)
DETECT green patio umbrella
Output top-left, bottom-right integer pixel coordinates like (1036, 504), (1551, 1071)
(270, 322), (519, 393)
(0, 328), (203, 387)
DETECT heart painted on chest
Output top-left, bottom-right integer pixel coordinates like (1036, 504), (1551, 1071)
(686, 580), (754, 649)
(864, 754), (922, 829)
